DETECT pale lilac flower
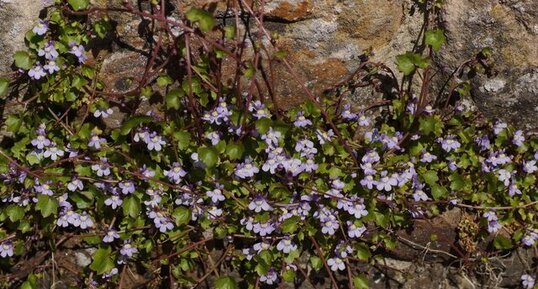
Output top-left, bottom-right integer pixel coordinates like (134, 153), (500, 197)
(327, 257), (345, 271)
(79, 212), (94, 229)
(248, 195), (273, 212)
(362, 150), (380, 163)
(438, 135), (460, 152)
(358, 114), (371, 126)
(38, 41), (59, 60)
(252, 221), (275, 236)
(341, 104), (357, 120)
(316, 129), (334, 145)
(346, 197), (368, 218)
(475, 135), (491, 151)
(347, 221), (367, 238)
(43, 60), (60, 74)
(202, 99), (231, 124)
(522, 231), (538, 247)
(493, 121), (507, 135)
(120, 242), (138, 257)
(164, 163), (187, 184)
(512, 130), (525, 146)
(284, 158), (304, 176)
(252, 242), (271, 253)
(301, 158), (318, 172)
(67, 178), (84, 192)
(94, 108), (113, 118)
(413, 189), (429, 201)
(261, 128), (282, 148)
(103, 268), (119, 280)
(321, 215), (339, 235)
(119, 180), (135, 195)
(295, 139), (317, 157)
(487, 151), (512, 167)
(32, 20), (49, 35)
(420, 151), (437, 163)
(69, 42), (87, 63)
(249, 100), (271, 119)
(43, 143), (64, 160)
(206, 131), (220, 145)
(104, 195), (122, 209)
(361, 162), (376, 175)
(276, 237), (297, 253)
(0, 241), (14, 258)
(335, 243), (353, 258)
(34, 181), (54, 196)
(57, 193), (72, 209)
(483, 211), (502, 233)
(497, 169), (512, 186)
(521, 274), (535, 289)
(103, 229), (120, 243)
(206, 188), (225, 203)
(207, 206), (223, 220)
(260, 268), (278, 285)
(28, 64), (46, 80)
(508, 183), (521, 197)
(376, 171), (398, 192)
(88, 134), (106, 149)
(294, 111), (312, 127)
(234, 159), (259, 179)
(360, 175), (377, 190)
(146, 133), (166, 151)
(523, 160), (538, 174)
(65, 210), (81, 227)
(91, 158), (111, 177)
(31, 134), (51, 149)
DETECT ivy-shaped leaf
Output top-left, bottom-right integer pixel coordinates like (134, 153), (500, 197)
(425, 29), (446, 52)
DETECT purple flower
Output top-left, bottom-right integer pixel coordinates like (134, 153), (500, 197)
(43, 143), (64, 160)
(31, 133), (51, 149)
(360, 162), (376, 176)
(320, 215), (339, 235)
(347, 221), (366, 238)
(493, 121), (507, 135)
(28, 64), (46, 80)
(316, 129), (334, 145)
(276, 237), (297, 253)
(301, 158), (318, 172)
(78, 212), (94, 229)
(420, 151), (437, 163)
(413, 189), (429, 201)
(206, 188), (225, 203)
(346, 197), (368, 218)
(295, 139), (317, 157)
(206, 131), (221, 145)
(38, 41), (59, 60)
(522, 231), (538, 247)
(483, 211), (502, 233)
(361, 150), (380, 163)
(32, 20), (49, 35)
(475, 135), (491, 151)
(104, 195), (122, 209)
(252, 221), (275, 236)
(496, 169), (512, 186)
(508, 183), (521, 197)
(164, 163), (187, 184)
(248, 195), (273, 212)
(234, 159), (259, 179)
(327, 257), (345, 271)
(521, 274), (535, 289)
(249, 100), (271, 119)
(261, 128), (282, 148)
(149, 211), (174, 232)
(260, 268), (278, 285)
(252, 242), (271, 253)
(376, 171), (398, 192)
(341, 104), (357, 120)
(67, 177), (84, 192)
(360, 175), (377, 190)
(57, 193), (72, 209)
(146, 133), (166, 151)
(294, 111), (312, 127)
(358, 114), (371, 126)
(438, 135), (461, 152)
(207, 206), (223, 220)
(34, 181), (54, 196)
(91, 158), (111, 177)
(0, 241), (14, 258)
(94, 108), (113, 118)
(523, 160), (538, 174)
(43, 60), (60, 74)
(69, 42), (87, 63)
(103, 229), (120, 243)
(120, 242), (138, 257)
(202, 99), (231, 125)
(88, 134), (107, 149)
(119, 180), (135, 195)
(512, 130), (525, 146)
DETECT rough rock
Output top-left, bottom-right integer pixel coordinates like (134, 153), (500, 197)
(440, 0), (538, 129)
(0, 0), (44, 72)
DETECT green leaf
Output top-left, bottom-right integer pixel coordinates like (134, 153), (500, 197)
(282, 269), (296, 283)
(35, 195), (58, 217)
(122, 196), (141, 218)
(355, 243), (371, 261)
(93, 19), (112, 39)
(310, 256), (323, 270)
(425, 29), (446, 52)
(156, 75), (173, 87)
(0, 78), (9, 97)
(166, 88), (184, 110)
(173, 131), (191, 150)
(226, 143), (244, 160)
(120, 116), (154, 135)
(198, 147), (218, 168)
(422, 170), (439, 186)
(493, 235), (513, 250)
(68, 0), (89, 11)
(90, 247), (115, 275)
(449, 173), (465, 191)
(14, 51), (32, 70)
(223, 25), (236, 40)
(5, 115), (21, 133)
(255, 118), (272, 135)
(214, 276), (238, 289)
(280, 216), (300, 234)
(6, 205), (25, 222)
(396, 53), (415, 75)
(173, 206), (191, 226)
(186, 8), (216, 32)
(353, 274), (369, 289)
(430, 184), (448, 200)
